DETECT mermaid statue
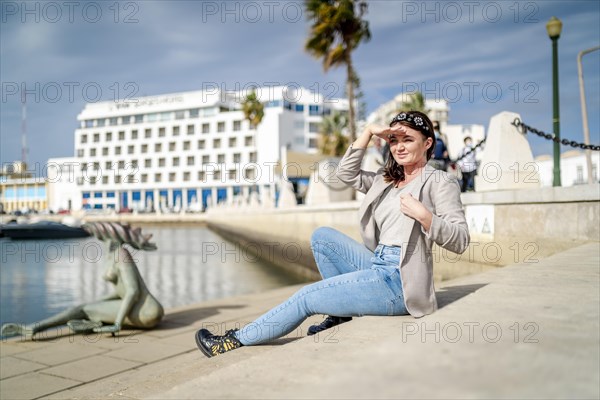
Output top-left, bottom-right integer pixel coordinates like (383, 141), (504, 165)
(1, 222), (164, 338)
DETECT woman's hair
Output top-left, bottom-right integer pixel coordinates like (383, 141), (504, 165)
(82, 222), (157, 251)
(383, 110), (435, 184)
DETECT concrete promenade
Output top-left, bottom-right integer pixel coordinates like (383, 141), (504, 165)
(1, 242), (598, 399)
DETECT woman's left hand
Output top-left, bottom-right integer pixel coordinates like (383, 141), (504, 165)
(399, 193), (433, 232)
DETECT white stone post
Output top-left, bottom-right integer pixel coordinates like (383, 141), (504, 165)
(475, 111), (541, 192)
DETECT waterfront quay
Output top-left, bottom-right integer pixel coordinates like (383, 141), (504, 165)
(0, 241), (598, 399)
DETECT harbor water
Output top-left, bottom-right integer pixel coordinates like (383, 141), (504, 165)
(0, 225), (308, 328)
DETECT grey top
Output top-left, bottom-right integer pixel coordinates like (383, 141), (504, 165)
(373, 180), (419, 247)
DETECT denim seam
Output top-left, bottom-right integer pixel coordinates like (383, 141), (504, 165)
(311, 240), (365, 273)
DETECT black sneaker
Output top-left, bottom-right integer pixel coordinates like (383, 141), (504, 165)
(195, 328), (244, 358)
(307, 316), (352, 336)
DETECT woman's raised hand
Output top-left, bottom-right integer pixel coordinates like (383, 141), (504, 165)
(369, 124), (407, 142)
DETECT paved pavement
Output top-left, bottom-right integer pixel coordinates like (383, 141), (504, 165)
(1, 242), (598, 399)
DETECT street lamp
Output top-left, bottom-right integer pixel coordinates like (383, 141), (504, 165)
(546, 16), (562, 187)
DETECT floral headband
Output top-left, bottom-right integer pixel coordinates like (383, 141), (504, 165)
(390, 112), (430, 131)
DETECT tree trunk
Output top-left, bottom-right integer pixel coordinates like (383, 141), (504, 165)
(346, 56), (356, 143)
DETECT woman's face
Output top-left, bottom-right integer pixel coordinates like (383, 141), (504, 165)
(388, 123), (432, 167)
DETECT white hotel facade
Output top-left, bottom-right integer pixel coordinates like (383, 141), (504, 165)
(72, 86), (348, 211)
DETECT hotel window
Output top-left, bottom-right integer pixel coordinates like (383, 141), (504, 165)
(245, 168), (256, 180)
(102, 176), (109, 184)
(183, 141), (191, 150)
(115, 146), (122, 155)
(169, 142), (176, 151)
(217, 154), (225, 163)
(145, 159), (152, 168)
(229, 137), (237, 148)
(308, 138), (318, 148)
(109, 117), (118, 126)
(173, 126), (180, 136)
(228, 169), (236, 180)
(202, 123), (210, 134)
(77, 149), (84, 157)
(118, 160), (125, 169)
(81, 134), (87, 144)
(105, 132), (112, 141)
(90, 148), (97, 156)
(198, 171), (206, 181)
(105, 161), (112, 170)
(114, 175), (121, 184)
(183, 171), (191, 181)
(187, 124), (195, 135)
(93, 133), (100, 142)
(85, 120), (94, 128)
(295, 104), (304, 112)
(233, 153), (241, 163)
(189, 109), (199, 118)
(118, 131), (124, 140)
(309, 105), (320, 116)
(159, 127), (166, 137)
(202, 155), (210, 164)
(94, 162), (100, 169)
(155, 173), (161, 182)
(131, 159), (138, 168)
(135, 115), (144, 124)
(141, 174), (148, 183)
(158, 158), (166, 167)
(77, 177), (84, 184)
(217, 122), (225, 133)
(233, 120), (242, 131)
(187, 156), (195, 166)
(213, 138), (221, 148)
(169, 172), (176, 182)
(145, 128), (151, 138)
(249, 152), (257, 162)
(147, 113), (158, 122)
(197, 139), (205, 149)
(97, 119), (105, 127)
(131, 130), (138, 139)
(102, 147), (109, 156)
(89, 177), (97, 185)
(173, 157), (180, 167)
(155, 143), (162, 152)
(244, 136), (254, 146)
(141, 144), (148, 153)
(214, 170), (222, 181)
(128, 145), (135, 154)
(309, 122), (319, 133)
(160, 112), (171, 121)
(122, 116), (131, 125)
(175, 111), (185, 120)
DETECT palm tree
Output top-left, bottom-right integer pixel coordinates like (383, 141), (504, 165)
(305, 0), (371, 143)
(401, 91), (428, 113)
(241, 90), (264, 129)
(319, 112), (349, 156)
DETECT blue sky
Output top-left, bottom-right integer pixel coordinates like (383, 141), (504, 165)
(1, 0), (599, 169)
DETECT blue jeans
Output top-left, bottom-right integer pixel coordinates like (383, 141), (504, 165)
(234, 227), (408, 346)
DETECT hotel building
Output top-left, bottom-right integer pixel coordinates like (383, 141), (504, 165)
(73, 86), (348, 211)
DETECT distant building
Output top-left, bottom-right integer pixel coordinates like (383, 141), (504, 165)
(46, 157), (82, 213)
(0, 176), (47, 213)
(72, 86), (348, 211)
(366, 93), (485, 160)
(534, 150), (600, 187)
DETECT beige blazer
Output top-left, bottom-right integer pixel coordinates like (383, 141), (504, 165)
(336, 144), (470, 317)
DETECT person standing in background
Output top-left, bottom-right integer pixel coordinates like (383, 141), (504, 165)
(428, 121), (449, 171)
(457, 136), (477, 192)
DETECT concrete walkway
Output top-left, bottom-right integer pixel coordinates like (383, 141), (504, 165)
(1, 242), (598, 399)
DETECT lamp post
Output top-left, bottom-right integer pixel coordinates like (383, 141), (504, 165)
(577, 45), (600, 184)
(546, 17), (562, 187)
